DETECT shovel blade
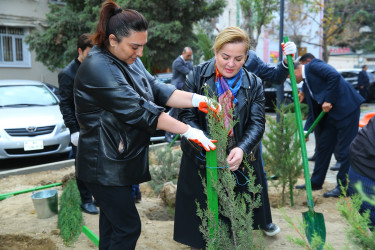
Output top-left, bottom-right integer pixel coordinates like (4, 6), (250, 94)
(303, 210), (326, 248)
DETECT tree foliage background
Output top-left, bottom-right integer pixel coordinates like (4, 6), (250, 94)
(26, 0), (225, 72)
(239, 0), (280, 49)
(282, 0), (375, 62)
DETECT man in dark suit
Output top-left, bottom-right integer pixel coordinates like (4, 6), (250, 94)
(358, 64), (370, 100)
(293, 59), (365, 197)
(298, 53), (342, 171)
(171, 47), (193, 89)
(165, 47), (193, 142)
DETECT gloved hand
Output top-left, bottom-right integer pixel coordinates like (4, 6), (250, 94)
(181, 125), (217, 151)
(70, 132), (79, 146)
(281, 41), (297, 58)
(191, 93), (222, 114)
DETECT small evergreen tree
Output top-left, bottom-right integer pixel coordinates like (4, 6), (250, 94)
(58, 179), (83, 246)
(337, 184), (375, 249)
(149, 145), (182, 194)
(196, 87), (264, 249)
(262, 104), (303, 206)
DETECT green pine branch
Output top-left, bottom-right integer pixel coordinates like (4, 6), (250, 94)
(262, 104), (303, 206)
(58, 179), (83, 246)
(196, 86), (264, 249)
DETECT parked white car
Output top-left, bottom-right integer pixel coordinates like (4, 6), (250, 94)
(0, 80), (71, 159)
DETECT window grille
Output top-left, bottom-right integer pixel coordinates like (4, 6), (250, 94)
(0, 26), (30, 67)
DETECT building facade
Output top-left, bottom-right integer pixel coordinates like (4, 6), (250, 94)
(0, 0), (60, 85)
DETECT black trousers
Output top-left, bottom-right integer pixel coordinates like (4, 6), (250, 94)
(84, 182), (141, 250)
(70, 145), (93, 204)
(311, 108), (360, 187)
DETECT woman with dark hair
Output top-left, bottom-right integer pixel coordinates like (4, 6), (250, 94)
(74, 1), (217, 249)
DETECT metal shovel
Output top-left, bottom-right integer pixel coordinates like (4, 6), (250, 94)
(284, 36), (326, 246)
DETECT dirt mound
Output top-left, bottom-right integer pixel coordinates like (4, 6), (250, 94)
(0, 234), (57, 250)
(0, 165), (351, 249)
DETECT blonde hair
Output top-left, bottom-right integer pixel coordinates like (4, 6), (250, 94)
(213, 27), (250, 53)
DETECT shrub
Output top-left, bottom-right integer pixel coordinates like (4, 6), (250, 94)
(58, 179), (83, 246)
(263, 104), (303, 206)
(149, 145), (182, 194)
(197, 87), (264, 249)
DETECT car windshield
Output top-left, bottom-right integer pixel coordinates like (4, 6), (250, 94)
(0, 85), (58, 107)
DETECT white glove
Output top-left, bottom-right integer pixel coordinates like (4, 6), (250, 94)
(181, 125), (216, 151)
(70, 132), (79, 146)
(191, 93), (222, 114)
(282, 41), (297, 58)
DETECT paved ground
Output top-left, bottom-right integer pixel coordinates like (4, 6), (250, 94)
(300, 102), (375, 185)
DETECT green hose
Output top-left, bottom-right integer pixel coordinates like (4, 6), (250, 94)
(0, 182), (62, 201)
(82, 225), (99, 247)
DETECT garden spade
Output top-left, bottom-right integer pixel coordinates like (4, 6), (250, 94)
(283, 36), (326, 246)
(304, 111), (326, 139)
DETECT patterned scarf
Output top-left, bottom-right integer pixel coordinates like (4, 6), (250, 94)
(215, 65), (242, 137)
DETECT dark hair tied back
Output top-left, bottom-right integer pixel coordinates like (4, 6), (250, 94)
(113, 8), (122, 15)
(92, 0), (148, 48)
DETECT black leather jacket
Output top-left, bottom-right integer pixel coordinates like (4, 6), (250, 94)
(58, 58), (80, 134)
(179, 59), (265, 158)
(74, 46), (176, 186)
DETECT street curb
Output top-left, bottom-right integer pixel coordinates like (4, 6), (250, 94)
(0, 159), (75, 178)
(0, 142), (181, 179)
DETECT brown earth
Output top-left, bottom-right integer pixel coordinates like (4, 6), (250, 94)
(0, 164), (353, 249)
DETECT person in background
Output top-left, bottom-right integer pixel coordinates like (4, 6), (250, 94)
(58, 33), (98, 215)
(349, 115), (375, 229)
(243, 39), (297, 236)
(358, 64), (370, 100)
(298, 53), (342, 172)
(174, 26), (274, 249)
(292, 59), (364, 198)
(165, 47), (193, 143)
(74, 1), (218, 249)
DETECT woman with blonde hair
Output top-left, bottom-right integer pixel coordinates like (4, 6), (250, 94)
(174, 26), (272, 249)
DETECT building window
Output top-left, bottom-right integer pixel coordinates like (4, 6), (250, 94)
(0, 26), (31, 68)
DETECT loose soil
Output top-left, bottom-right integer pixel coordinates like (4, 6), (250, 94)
(0, 164), (353, 249)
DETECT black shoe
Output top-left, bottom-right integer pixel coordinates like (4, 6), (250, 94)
(295, 183), (322, 191)
(323, 186), (346, 198)
(308, 154), (316, 161)
(330, 162), (341, 171)
(262, 223), (280, 236)
(81, 202), (99, 214)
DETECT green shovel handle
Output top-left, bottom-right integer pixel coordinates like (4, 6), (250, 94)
(284, 36), (314, 211)
(305, 111), (326, 139)
(206, 146), (218, 241)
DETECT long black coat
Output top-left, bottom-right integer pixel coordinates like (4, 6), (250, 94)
(173, 59), (271, 248)
(74, 46), (176, 186)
